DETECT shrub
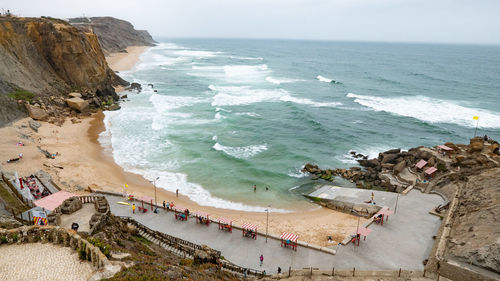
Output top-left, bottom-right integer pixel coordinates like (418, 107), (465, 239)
(437, 163), (448, 172)
(7, 90), (34, 102)
(88, 237), (111, 258)
(179, 259), (193, 266)
(0, 236), (7, 244)
(78, 245), (87, 260)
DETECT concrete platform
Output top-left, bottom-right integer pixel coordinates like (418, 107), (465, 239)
(308, 185), (398, 208)
(104, 189), (443, 274)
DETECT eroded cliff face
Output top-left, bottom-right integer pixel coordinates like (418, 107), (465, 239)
(0, 16), (126, 126)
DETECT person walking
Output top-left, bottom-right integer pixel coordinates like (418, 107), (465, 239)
(253, 185), (257, 192)
(176, 189), (179, 197)
(259, 254), (264, 266)
(278, 267), (281, 274)
(132, 203), (136, 214)
(163, 201), (166, 208)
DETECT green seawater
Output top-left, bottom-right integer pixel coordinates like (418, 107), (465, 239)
(101, 39), (500, 212)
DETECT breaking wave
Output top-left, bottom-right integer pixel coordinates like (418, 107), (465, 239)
(266, 76), (303, 85)
(280, 95), (342, 107)
(347, 93), (500, 128)
(213, 141), (268, 159)
(316, 75), (342, 84)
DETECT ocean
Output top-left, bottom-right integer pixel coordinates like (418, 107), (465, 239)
(100, 39), (500, 212)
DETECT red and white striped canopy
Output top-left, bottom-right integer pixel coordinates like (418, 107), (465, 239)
(241, 223), (257, 231)
(218, 217), (232, 225)
(280, 232), (298, 242)
(195, 211), (209, 218)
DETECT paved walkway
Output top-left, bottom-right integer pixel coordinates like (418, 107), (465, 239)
(104, 190), (442, 274)
(0, 243), (95, 281)
(59, 203), (95, 232)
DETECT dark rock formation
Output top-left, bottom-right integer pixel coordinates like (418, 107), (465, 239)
(127, 82), (142, 92)
(60, 197), (83, 214)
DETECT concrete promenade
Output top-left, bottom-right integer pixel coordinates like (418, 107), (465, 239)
(104, 190), (443, 274)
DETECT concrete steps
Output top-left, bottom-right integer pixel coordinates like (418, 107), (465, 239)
(137, 229), (193, 258)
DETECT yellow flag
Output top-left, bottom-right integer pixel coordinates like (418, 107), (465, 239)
(473, 116), (479, 120)
(125, 184), (128, 188)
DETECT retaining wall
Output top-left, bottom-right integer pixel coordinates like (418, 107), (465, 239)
(0, 225), (109, 269)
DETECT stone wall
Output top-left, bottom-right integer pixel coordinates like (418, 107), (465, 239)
(305, 196), (381, 218)
(0, 225), (109, 269)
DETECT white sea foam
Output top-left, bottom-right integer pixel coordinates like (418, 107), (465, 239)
(213, 142), (268, 159)
(149, 94), (208, 130)
(214, 112), (226, 120)
(288, 169), (309, 178)
(265, 76), (303, 85)
(235, 112), (261, 117)
(101, 108), (289, 213)
(347, 93), (500, 128)
(174, 50), (221, 58)
(157, 43), (185, 50)
(316, 75), (333, 83)
(190, 64), (269, 82)
(228, 55), (264, 60)
(209, 85), (288, 106)
(223, 64), (269, 78)
(215, 107), (232, 113)
(337, 147), (392, 164)
(135, 54), (188, 71)
(279, 95), (342, 107)
(126, 167), (289, 213)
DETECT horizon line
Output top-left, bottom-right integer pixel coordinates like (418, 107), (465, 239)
(150, 36), (500, 47)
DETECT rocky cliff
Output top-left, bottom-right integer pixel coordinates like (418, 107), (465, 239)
(0, 16), (128, 126)
(68, 17), (156, 54)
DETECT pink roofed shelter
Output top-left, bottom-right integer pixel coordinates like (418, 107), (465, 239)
(280, 232), (298, 251)
(241, 223), (258, 239)
(437, 145), (454, 158)
(424, 167), (438, 178)
(354, 227), (372, 246)
(33, 191), (76, 211)
(195, 211), (210, 225)
(415, 159), (428, 170)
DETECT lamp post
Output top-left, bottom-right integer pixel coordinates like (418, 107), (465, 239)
(351, 210), (360, 246)
(266, 205), (270, 243)
(150, 177), (159, 206)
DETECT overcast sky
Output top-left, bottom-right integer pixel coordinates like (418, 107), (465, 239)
(2, 0), (500, 45)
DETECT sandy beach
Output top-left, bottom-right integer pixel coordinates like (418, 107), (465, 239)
(105, 46), (148, 72)
(0, 47), (363, 246)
